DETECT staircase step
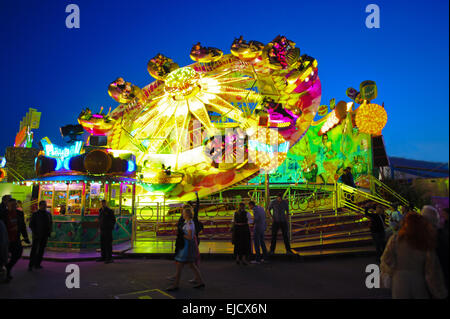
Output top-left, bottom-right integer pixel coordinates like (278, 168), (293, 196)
(296, 245), (376, 257)
(292, 235), (373, 251)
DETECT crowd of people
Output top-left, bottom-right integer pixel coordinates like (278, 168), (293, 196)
(164, 193), (295, 291)
(1, 188), (448, 299)
(362, 200), (448, 299)
(0, 195), (118, 283)
(0, 195), (52, 283)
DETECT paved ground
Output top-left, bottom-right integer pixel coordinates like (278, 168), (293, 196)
(0, 255), (391, 299)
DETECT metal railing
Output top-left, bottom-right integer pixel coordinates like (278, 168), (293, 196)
(369, 175), (410, 207)
(5, 166), (25, 181)
(337, 183), (393, 214)
(131, 180), (410, 249)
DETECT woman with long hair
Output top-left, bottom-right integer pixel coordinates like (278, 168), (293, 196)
(381, 212), (447, 299)
(166, 207), (205, 291)
(232, 203), (252, 265)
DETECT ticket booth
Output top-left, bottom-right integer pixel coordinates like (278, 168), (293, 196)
(31, 175), (135, 249)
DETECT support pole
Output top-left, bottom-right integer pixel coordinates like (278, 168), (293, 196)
(264, 173), (270, 211)
(132, 183), (136, 247)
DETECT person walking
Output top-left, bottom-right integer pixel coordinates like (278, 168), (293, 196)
(422, 205), (448, 290)
(381, 212), (447, 299)
(249, 201), (267, 263)
(169, 192), (203, 284)
(97, 200), (116, 264)
(188, 192), (203, 246)
(268, 195), (294, 255)
(166, 206), (204, 291)
(175, 193), (202, 253)
(232, 203), (252, 265)
(363, 202), (387, 261)
(3, 198), (30, 282)
(28, 200), (52, 271)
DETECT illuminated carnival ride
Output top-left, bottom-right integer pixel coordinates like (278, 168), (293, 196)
(27, 35), (389, 205)
(98, 35), (325, 202)
(14, 35), (389, 248)
(73, 35), (385, 202)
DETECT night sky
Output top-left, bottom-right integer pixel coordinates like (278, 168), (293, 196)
(0, 0), (448, 162)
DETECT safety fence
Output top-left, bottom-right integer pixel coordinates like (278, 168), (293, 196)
(132, 179), (410, 251)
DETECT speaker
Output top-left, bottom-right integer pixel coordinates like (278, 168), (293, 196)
(109, 157), (127, 173)
(84, 150), (112, 174)
(69, 155), (87, 172)
(35, 156), (57, 176)
(89, 135), (108, 146)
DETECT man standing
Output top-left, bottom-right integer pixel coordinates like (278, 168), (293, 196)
(1, 195), (13, 281)
(28, 201), (52, 271)
(267, 195), (294, 255)
(249, 201), (267, 263)
(363, 202), (386, 262)
(0, 194), (11, 218)
(0, 218), (8, 281)
(338, 167), (356, 188)
(3, 198), (30, 282)
(388, 203), (403, 234)
(97, 200), (116, 264)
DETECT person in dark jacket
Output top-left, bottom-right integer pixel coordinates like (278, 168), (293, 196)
(232, 203), (252, 265)
(97, 200), (116, 263)
(363, 201), (387, 261)
(338, 167), (356, 188)
(3, 198), (30, 282)
(0, 218), (8, 278)
(0, 194), (12, 223)
(268, 195), (294, 255)
(28, 200), (52, 271)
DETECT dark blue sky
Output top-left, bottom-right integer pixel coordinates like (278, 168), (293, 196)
(0, 0), (448, 162)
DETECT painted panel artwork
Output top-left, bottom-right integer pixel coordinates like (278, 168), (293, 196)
(250, 117), (372, 188)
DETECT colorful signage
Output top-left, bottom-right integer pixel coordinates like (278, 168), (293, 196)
(42, 139), (83, 171)
(15, 108), (41, 148)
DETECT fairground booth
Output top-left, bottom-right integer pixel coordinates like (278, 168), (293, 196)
(16, 140), (136, 249)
